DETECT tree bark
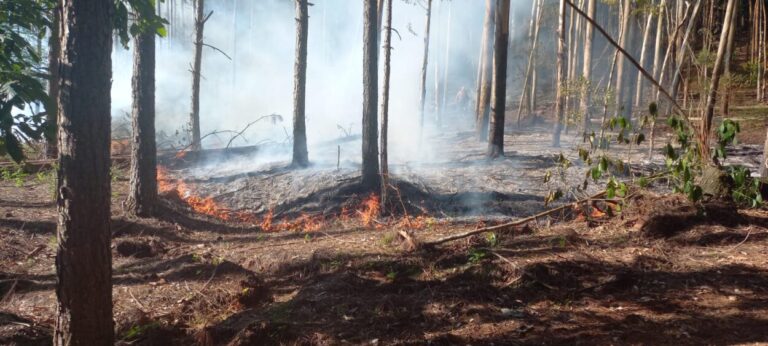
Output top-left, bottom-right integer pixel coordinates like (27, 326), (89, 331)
(46, 6), (61, 159)
(552, 0), (567, 147)
(579, 0), (595, 133)
(516, 0), (541, 127)
(700, 0), (737, 160)
(54, 0), (114, 344)
(614, 0), (633, 120)
(380, 0), (392, 210)
(292, 0), (309, 167)
(126, 23), (158, 217)
(488, 0), (510, 158)
(722, 0), (737, 116)
(634, 3), (655, 109)
(475, 0), (495, 140)
(190, 0), (206, 151)
(362, 0), (380, 189)
(418, 0), (432, 140)
(665, 0), (702, 117)
(439, 1), (452, 127)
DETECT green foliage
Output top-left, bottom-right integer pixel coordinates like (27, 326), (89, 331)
(728, 166), (763, 208)
(114, 0), (168, 47)
(714, 119), (739, 160)
(485, 232), (498, 248)
(1, 166), (28, 187)
(468, 249), (487, 264)
(0, 0), (52, 162)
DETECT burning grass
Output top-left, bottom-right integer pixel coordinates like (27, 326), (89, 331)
(156, 166), (458, 236)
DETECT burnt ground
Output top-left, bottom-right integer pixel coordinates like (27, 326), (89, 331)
(1, 129), (768, 345)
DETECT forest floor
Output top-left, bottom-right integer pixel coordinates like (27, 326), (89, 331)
(1, 129), (768, 345)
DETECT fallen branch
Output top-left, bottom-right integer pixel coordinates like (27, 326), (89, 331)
(425, 191), (607, 246)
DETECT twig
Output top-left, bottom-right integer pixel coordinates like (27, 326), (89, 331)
(425, 191), (607, 246)
(202, 43), (232, 60)
(723, 227), (755, 253)
(128, 288), (147, 311)
(225, 114), (283, 148)
(201, 264), (220, 291)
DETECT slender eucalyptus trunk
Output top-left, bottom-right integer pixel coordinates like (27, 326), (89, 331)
(362, 0), (380, 189)
(475, 0), (494, 137)
(439, 1), (452, 127)
(292, 0), (309, 167)
(665, 0), (702, 116)
(580, 0), (595, 134)
(634, 4), (655, 109)
(552, 0), (567, 147)
(190, 0), (206, 151)
(418, 0), (432, 140)
(614, 0), (633, 120)
(55, 0), (114, 343)
(701, 0), (737, 160)
(722, 0), (737, 116)
(488, 0), (510, 158)
(380, 0), (392, 210)
(477, 0), (496, 140)
(516, 0), (543, 127)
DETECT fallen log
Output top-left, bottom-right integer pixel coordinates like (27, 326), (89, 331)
(424, 191), (607, 246)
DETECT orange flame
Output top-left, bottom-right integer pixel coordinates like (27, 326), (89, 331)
(358, 193), (380, 227)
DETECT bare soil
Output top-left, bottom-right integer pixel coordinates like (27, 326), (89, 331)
(2, 137), (768, 345)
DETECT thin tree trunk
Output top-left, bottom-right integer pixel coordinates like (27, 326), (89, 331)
(475, 0), (493, 137)
(634, 4), (655, 109)
(722, 0), (737, 116)
(292, 0), (309, 167)
(54, 0), (114, 343)
(515, 0), (543, 127)
(476, 0), (495, 139)
(665, 0), (702, 116)
(190, 0), (206, 151)
(46, 6), (60, 159)
(580, 0), (595, 134)
(564, 1), (576, 134)
(701, 0), (737, 161)
(362, 0), (380, 189)
(551, 0), (568, 147)
(614, 0), (633, 120)
(380, 0), (392, 211)
(476, 0), (499, 141)
(488, 0), (510, 158)
(418, 0), (432, 140)
(126, 23), (158, 217)
(439, 1), (452, 127)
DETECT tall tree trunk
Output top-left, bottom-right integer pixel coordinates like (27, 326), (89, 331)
(665, 0), (702, 116)
(380, 0), (392, 211)
(190, 0), (206, 151)
(46, 6), (61, 159)
(701, 0), (737, 160)
(439, 1), (452, 127)
(614, 0), (633, 120)
(126, 23), (158, 217)
(488, 0), (510, 158)
(418, 0), (432, 140)
(362, 0), (380, 189)
(722, 0), (737, 116)
(580, 0), (595, 134)
(54, 0), (114, 344)
(292, 0), (309, 167)
(475, 0), (495, 140)
(516, 0), (542, 127)
(552, 0), (567, 147)
(634, 4), (655, 109)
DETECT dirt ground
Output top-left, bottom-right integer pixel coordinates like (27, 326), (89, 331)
(2, 135), (768, 345)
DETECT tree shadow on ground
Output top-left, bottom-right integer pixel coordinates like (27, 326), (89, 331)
(200, 242), (768, 345)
